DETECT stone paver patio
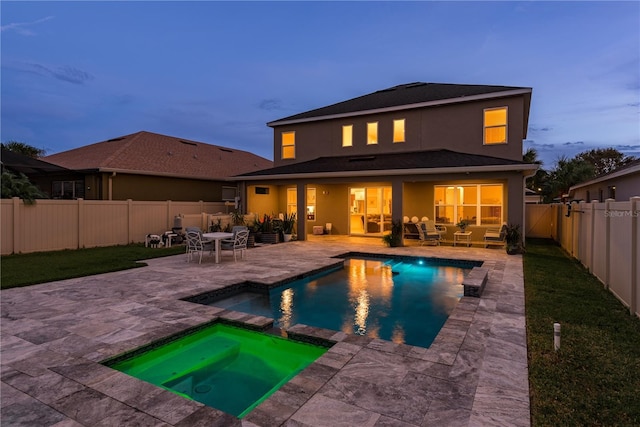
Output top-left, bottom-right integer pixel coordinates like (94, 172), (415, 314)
(1, 237), (529, 426)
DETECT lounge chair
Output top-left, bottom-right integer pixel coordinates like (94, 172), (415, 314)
(417, 221), (442, 246)
(484, 223), (507, 248)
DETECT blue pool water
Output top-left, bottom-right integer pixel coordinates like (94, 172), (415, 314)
(211, 257), (469, 348)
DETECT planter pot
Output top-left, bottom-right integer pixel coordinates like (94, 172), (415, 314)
(247, 233), (256, 248)
(283, 233), (292, 242)
(261, 233), (281, 244)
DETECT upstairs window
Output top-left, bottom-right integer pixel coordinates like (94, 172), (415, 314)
(281, 131), (295, 159)
(367, 122), (378, 145)
(484, 107), (507, 144)
(393, 119), (405, 143)
(342, 125), (353, 147)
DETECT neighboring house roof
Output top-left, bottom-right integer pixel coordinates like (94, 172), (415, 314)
(569, 158), (640, 192)
(238, 149), (537, 180)
(1, 146), (72, 175)
(268, 82), (532, 127)
(43, 131), (273, 180)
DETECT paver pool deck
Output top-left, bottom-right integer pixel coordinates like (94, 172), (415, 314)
(1, 237), (530, 426)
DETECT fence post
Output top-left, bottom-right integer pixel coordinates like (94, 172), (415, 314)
(127, 199), (134, 244)
(604, 198), (614, 290)
(12, 197), (20, 254)
(78, 198), (84, 250)
(630, 196), (639, 316)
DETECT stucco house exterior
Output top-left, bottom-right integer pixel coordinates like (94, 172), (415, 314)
(568, 159), (640, 202)
(42, 131), (272, 201)
(236, 82), (538, 242)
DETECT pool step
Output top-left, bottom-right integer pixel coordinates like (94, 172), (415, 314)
(462, 267), (489, 297)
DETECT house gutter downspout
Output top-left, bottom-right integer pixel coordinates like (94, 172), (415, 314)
(522, 166), (539, 245)
(108, 171), (116, 200)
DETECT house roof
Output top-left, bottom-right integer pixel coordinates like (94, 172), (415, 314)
(237, 149), (537, 180)
(43, 131), (273, 180)
(268, 82), (532, 126)
(1, 146), (72, 175)
(569, 158), (640, 192)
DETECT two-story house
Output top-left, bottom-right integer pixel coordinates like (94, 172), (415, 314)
(237, 82), (537, 242)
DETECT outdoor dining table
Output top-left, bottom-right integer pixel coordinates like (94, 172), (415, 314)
(202, 232), (234, 264)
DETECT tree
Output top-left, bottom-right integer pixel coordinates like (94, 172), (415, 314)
(1, 141), (46, 158)
(1, 171), (47, 204)
(544, 155), (595, 202)
(523, 148), (548, 192)
(575, 148), (637, 176)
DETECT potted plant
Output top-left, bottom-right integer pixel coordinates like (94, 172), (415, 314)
(282, 212), (296, 242)
(505, 223), (522, 255)
(456, 219), (470, 232)
(230, 210), (245, 226)
(382, 219), (403, 247)
(260, 214), (281, 244)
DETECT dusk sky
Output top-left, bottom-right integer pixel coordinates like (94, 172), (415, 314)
(1, 1), (638, 168)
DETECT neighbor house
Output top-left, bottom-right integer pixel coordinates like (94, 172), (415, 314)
(568, 159), (640, 202)
(236, 82), (538, 242)
(43, 131), (272, 201)
(1, 146), (82, 199)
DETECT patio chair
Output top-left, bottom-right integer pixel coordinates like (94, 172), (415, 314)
(186, 230), (214, 264)
(220, 229), (249, 261)
(484, 223), (508, 248)
(417, 221), (441, 246)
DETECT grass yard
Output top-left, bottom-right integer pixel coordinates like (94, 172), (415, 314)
(1, 244), (185, 289)
(524, 239), (640, 426)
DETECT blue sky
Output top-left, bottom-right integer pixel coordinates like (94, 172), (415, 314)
(1, 1), (638, 168)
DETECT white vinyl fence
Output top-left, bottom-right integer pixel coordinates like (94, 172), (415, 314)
(0, 198), (246, 255)
(526, 198), (639, 318)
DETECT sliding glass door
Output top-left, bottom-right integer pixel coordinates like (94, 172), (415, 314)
(349, 187), (392, 235)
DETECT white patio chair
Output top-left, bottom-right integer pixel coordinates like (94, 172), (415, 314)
(221, 229), (249, 261)
(186, 230), (214, 264)
(484, 223), (508, 248)
(417, 221), (441, 246)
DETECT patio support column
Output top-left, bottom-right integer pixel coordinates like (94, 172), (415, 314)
(507, 174), (524, 229)
(391, 179), (404, 245)
(296, 182), (306, 241)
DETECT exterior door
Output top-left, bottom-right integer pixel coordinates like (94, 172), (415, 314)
(349, 187), (392, 235)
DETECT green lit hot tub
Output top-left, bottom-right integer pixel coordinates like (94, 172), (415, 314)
(106, 323), (327, 418)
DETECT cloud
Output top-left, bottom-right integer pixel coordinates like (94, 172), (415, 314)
(528, 126), (552, 132)
(1, 16), (54, 36)
(563, 141), (585, 146)
(24, 62), (94, 85)
(258, 98), (284, 111)
(525, 140), (555, 149)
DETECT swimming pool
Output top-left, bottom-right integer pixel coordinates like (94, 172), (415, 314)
(209, 256), (473, 348)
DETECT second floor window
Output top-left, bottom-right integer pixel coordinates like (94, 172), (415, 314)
(342, 125), (353, 147)
(367, 122), (378, 145)
(282, 131), (295, 159)
(484, 107), (507, 144)
(393, 119), (405, 143)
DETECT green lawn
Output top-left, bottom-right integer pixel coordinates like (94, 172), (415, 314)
(1, 244), (185, 289)
(524, 238), (640, 426)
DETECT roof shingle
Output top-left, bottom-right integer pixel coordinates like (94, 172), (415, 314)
(269, 82), (531, 125)
(238, 149), (528, 177)
(43, 131), (272, 180)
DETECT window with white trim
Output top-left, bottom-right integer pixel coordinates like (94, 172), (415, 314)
(306, 187), (316, 221)
(287, 188), (297, 215)
(342, 125), (353, 147)
(434, 184), (503, 225)
(484, 107), (507, 144)
(393, 119), (405, 143)
(281, 131), (295, 159)
(222, 186), (237, 201)
(367, 122), (378, 145)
